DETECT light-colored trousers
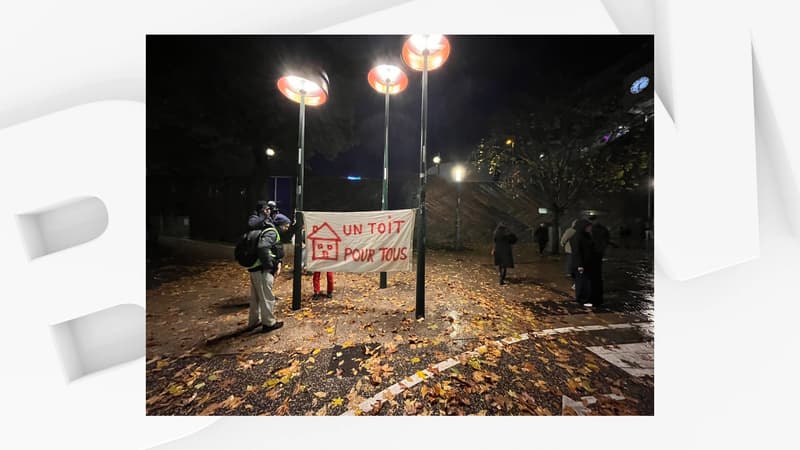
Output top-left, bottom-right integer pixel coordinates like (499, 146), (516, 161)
(248, 270), (277, 327)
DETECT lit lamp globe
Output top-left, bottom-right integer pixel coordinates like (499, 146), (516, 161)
(367, 64), (409, 95)
(452, 165), (465, 183)
(276, 71), (329, 106)
(402, 34), (451, 71)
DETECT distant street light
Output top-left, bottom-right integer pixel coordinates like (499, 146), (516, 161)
(506, 138), (514, 148)
(432, 154), (441, 175)
(452, 165), (465, 251)
(368, 63), (408, 289)
(403, 34), (451, 319)
(277, 69), (329, 311)
(265, 147), (276, 158)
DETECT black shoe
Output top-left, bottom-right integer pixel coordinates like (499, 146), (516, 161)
(261, 321), (284, 333)
(312, 293), (320, 300)
(326, 292), (333, 298)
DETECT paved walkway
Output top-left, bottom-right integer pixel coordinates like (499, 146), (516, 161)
(146, 240), (654, 415)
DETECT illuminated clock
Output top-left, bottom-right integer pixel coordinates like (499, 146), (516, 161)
(630, 76), (650, 94)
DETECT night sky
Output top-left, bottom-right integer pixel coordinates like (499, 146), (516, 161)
(147, 35), (653, 179)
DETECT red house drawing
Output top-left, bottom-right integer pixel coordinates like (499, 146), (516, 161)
(307, 222), (342, 261)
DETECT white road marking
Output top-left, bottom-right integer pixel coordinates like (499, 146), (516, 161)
(342, 322), (650, 415)
(587, 342), (654, 378)
(561, 394), (629, 415)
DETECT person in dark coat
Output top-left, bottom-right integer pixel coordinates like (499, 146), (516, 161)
(570, 219), (599, 306)
(533, 223), (549, 255)
(248, 200), (272, 230)
(589, 220), (611, 306)
(491, 222), (518, 285)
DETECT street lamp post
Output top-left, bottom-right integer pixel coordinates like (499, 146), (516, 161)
(277, 70), (329, 311)
(368, 64), (408, 289)
(452, 165), (465, 251)
(403, 34), (451, 319)
(265, 147), (276, 199)
(432, 154), (441, 175)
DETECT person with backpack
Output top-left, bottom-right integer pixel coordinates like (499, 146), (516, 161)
(237, 212), (290, 333)
(491, 222), (518, 285)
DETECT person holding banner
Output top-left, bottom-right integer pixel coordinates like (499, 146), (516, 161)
(312, 272), (334, 299)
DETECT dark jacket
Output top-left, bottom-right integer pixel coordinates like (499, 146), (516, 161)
(570, 219), (597, 274)
(493, 225), (517, 268)
(247, 226), (283, 273)
(533, 226), (548, 244)
(591, 222), (610, 255)
(248, 211), (271, 230)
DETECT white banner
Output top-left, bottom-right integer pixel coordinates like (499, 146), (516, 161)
(303, 209), (415, 273)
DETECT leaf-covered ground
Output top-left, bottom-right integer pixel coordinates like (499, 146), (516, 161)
(146, 243), (653, 415)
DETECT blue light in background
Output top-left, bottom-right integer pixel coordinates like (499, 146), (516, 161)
(346, 176), (362, 181)
(630, 76), (650, 94)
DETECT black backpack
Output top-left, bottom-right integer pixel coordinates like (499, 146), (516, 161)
(234, 229), (265, 267)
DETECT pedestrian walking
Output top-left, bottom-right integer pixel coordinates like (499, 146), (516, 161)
(570, 219), (598, 307)
(533, 223), (549, 255)
(589, 218), (611, 306)
(560, 219), (578, 280)
(312, 271), (334, 299)
(619, 224), (631, 249)
(245, 213), (286, 333)
(491, 222), (517, 285)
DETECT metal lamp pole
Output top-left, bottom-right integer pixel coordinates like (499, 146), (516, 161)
(380, 85), (390, 288)
(453, 165), (464, 251)
(456, 181), (462, 250)
(265, 147), (276, 199)
(293, 93), (305, 311)
(416, 51), (429, 318)
(368, 64), (408, 289)
(403, 34), (450, 319)
(277, 71), (329, 311)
